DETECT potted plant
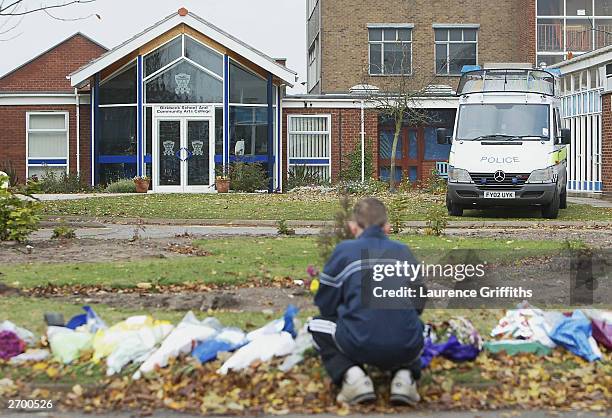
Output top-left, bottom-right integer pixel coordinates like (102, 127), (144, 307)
(215, 166), (230, 193)
(133, 176), (150, 193)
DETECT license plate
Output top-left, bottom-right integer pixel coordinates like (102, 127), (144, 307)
(484, 191), (515, 199)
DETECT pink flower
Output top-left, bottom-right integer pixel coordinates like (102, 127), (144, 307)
(306, 265), (319, 277)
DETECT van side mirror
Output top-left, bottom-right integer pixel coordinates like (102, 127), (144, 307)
(559, 128), (571, 145)
(436, 128), (450, 144)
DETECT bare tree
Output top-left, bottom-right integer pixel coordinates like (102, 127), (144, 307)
(0, 0), (97, 40)
(358, 49), (432, 192)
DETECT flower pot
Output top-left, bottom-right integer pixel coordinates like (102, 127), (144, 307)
(216, 178), (230, 193)
(134, 179), (150, 193)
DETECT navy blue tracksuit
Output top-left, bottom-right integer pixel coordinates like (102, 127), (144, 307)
(308, 226), (425, 385)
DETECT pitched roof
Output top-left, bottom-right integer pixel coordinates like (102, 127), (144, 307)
(0, 32), (107, 81)
(70, 9), (298, 87)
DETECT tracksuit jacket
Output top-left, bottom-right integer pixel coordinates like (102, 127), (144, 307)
(313, 226), (425, 369)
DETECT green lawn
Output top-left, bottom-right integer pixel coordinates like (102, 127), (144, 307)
(1, 235), (565, 289)
(40, 193), (612, 221)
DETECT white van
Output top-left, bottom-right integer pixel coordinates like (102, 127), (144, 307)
(437, 67), (570, 219)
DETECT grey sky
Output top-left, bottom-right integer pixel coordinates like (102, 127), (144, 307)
(0, 0), (307, 93)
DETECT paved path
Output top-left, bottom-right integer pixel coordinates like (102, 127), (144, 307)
(32, 193), (125, 201)
(1, 410), (605, 418)
(568, 196), (612, 208)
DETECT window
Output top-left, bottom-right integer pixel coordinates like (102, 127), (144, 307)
(144, 36), (182, 77)
(435, 27), (478, 75)
(368, 26), (412, 75)
(184, 36), (223, 77)
(229, 106), (268, 157)
(287, 115), (331, 181)
(100, 64), (137, 105)
(27, 113), (68, 179)
(537, 0), (563, 16)
(145, 59), (223, 103)
(307, 37), (319, 90)
(229, 61), (267, 104)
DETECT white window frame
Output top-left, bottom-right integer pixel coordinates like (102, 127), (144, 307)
(433, 25), (479, 76)
(287, 114), (332, 181)
(368, 24), (414, 76)
(26, 111), (70, 179)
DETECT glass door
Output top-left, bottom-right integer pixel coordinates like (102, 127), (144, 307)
(154, 118), (214, 192)
(184, 119), (214, 192)
(157, 119), (182, 191)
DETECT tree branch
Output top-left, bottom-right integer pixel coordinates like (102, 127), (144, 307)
(0, 0), (95, 16)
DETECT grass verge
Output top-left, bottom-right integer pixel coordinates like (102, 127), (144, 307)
(41, 193), (612, 221)
(1, 235), (565, 289)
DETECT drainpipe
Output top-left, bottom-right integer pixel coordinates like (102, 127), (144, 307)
(360, 100), (365, 183)
(74, 88), (80, 175)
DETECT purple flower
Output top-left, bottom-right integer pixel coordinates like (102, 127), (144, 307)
(0, 330), (25, 360)
(306, 265), (319, 277)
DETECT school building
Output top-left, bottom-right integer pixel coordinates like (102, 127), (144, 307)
(1, 2), (612, 194)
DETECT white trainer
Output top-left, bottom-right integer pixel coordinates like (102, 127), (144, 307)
(389, 369), (420, 405)
(336, 366), (376, 404)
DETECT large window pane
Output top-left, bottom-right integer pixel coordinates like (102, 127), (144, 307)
(537, 18), (564, 51)
(383, 43), (411, 74)
(449, 43), (476, 74)
(99, 163), (136, 185)
(595, 18), (612, 48)
(28, 132), (67, 158)
(537, 0), (563, 15)
(185, 36), (223, 77)
(28, 166), (66, 178)
(229, 61), (267, 104)
(567, 0), (592, 16)
(144, 36), (182, 77)
(100, 64), (137, 105)
(435, 44), (448, 73)
(537, 54), (563, 67)
(595, 0), (612, 16)
(566, 19), (592, 51)
(369, 43), (382, 74)
(100, 107), (137, 155)
(229, 106), (268, 156)
(146, 59), (223, 103)
(29, 114), (65, 130)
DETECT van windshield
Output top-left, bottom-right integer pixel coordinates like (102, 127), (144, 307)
(456, 104), (550, 141)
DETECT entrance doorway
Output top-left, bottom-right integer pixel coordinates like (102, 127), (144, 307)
(153, 118), (215, 192)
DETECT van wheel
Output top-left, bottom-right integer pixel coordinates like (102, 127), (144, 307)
(559, 188), (567, 209)
(446, 195), (464, 216)
(542, 191), (560, 219)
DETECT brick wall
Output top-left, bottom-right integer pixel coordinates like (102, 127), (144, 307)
(601, 94), (612, 194)
(319, 0), (536, 94)
(0, 33), (106, 92)
(0, 105), (92, 184)
(516, 0), (536, 65)
(282, 107), (379, 189)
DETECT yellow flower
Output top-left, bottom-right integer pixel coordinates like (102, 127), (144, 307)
(310, 278), (320, 294)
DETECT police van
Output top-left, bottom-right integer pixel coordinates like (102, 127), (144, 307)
(437, 65), (570, 219)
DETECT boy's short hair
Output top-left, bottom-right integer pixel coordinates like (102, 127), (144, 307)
(353, 198), (388, 228)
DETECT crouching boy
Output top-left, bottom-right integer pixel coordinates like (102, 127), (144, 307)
(308, 198), (424, 405)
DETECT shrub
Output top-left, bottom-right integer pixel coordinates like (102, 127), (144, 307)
(105, 178), (137, 193)
(317, 193), (353, 261)
(230, 162), (269, 192)
(52, 223), (76, 239)
(36, 168), (91, 194)
(339, 139), (375, 182)
(276, 219), (296, 236)
(423, 168), (447, 195)
(286, 165), (328, 190)
(388, 194), (409, 234)
(0, 173), (40, 242)
(0, 160), (19, 186)
(424, 205), (448, 236)
(336, 178), (388, 195)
